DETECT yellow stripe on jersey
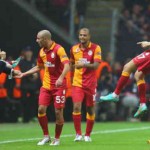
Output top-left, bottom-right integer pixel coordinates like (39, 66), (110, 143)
(38, 49), (51, 90)
(94, 45), (102, 61)
(72, 47), (83, 87)
(57, 47), (69, 63)
(42, 67), (51, 90)
(73, 68), (83, 87)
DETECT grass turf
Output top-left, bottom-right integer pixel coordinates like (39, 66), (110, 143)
(0, 122), (150, 150)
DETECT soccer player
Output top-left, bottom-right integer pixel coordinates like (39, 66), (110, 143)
(70, 28), (101, 142)
(15, 30), (70, 146)
(0, 50), (20, 76)
(100, 41), (150, 118)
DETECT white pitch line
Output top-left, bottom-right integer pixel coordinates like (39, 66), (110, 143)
(0, 126), (150, 144)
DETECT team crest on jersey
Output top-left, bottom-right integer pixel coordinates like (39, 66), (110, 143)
(51, 52), (55, 58)
(75, 48), (80, 53)
(88, 50), (93, 56)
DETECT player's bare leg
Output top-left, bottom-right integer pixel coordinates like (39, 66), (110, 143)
(37, 105), (50, 145)
(100, 60), (137, 102)
(73, 102), (83, 141)
(50, 108), (64, 146)
(134, 71), (147, 118)
(84, 106), (95, 142)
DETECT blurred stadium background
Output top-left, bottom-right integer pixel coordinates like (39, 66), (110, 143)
(1, 0), (150, 149)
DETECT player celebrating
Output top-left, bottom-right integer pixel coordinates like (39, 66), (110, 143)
(70, 28), (101, 142)
(15, 30), (70, 146)
(100, 41), (150, 118)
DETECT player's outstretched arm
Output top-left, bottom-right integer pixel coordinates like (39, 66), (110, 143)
(137, 41), (150, 48)
(14, 65), (40, 78)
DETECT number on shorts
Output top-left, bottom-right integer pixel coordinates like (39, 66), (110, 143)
(56, 96), (65, 103)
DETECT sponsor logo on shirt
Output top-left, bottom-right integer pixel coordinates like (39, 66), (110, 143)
(78, 58), (90, 64)
(45, 61), (55, 67)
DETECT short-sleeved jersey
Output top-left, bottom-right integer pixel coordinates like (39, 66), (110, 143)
(70, 42), (102, 89)
(133, 49), (150, 75)
(37, 42), (69, 90)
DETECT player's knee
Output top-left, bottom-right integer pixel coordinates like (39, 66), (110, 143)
(134, 74), (140, 81)
(123, 63), (129, 72)
(55, 109), (61, 116)
(134, 71), (144, 81)
(87, 107), (95, 115)
(73, 103), (81, 113)
(55, 109), (63, 120)
(38, 106), (46, 114)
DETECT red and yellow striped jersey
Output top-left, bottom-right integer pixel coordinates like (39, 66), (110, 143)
(70, 42), (102, 89)
(37, 42), (69, 90)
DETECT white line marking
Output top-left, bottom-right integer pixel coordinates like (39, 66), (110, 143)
(0, 126), (150, 144)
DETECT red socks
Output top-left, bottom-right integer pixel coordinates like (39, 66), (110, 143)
(38, 113), (49, 136)
(55, 123), (64, 139)
(85, 113), (95, 136)
(114, 72), (130, 95)
(72, 112), (82, 135)
(85, 119), (94, 136)
(137, 80), (146, 103)
(73, 112), (95, 136)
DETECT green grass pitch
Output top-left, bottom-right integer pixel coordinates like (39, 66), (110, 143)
(0, 122), (150, 150)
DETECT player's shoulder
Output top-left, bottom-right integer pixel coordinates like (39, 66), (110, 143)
(70, 43), (80, 51)
(38, 48), (44, 56)
(54, 42), (64, 50)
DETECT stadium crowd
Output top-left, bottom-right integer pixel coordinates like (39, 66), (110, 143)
(25, 0), (87, 34)
(116, 0), (150, 63)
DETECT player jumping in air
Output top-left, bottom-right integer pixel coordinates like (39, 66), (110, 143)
(100, 41), (150, 118)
